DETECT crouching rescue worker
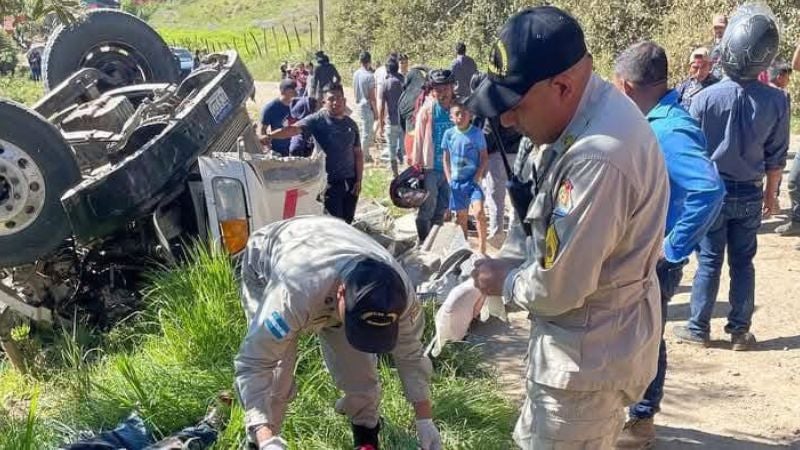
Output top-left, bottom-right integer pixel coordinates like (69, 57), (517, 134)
(468, 7), (669, 448)
(233, 216), (441, 450)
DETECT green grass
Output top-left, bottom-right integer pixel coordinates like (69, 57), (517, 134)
(149, 0), (317, 31)
(0, 74), (44, 105)
(0, 243), (515, 449)
(146, 0), (320, 81)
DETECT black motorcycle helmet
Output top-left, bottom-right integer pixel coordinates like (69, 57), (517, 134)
(720, 12), (780, 81)
(390, 166), (429, 209)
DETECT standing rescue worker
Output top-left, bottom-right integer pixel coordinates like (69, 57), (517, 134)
(612, 41), (725, 448)
(234, 216), (441, 450)
(467, 7), (669, 448)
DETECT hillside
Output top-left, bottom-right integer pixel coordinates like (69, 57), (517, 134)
(149, 0), (317, 31)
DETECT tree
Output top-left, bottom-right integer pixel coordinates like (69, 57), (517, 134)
(0, 0), (77, 25)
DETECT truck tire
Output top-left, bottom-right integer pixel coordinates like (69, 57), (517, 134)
(43, 9), (179, 92)
(0, 100), (81, 267)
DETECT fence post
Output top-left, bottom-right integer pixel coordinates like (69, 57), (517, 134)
(250, 32), (262, 56)
(262, 28), (269, 55)
(293, 23), (301, 48)
(271, 27), (279, 53)
(243, 33), (251, 55)
(309, 22), (314, 47)
(281, 24), (292, 52)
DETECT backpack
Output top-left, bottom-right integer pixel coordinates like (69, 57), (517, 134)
(398, 65), (430, 134)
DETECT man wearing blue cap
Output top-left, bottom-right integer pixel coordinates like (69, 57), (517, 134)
(234, 216), (441, 450)
(468, 6), (669, 448)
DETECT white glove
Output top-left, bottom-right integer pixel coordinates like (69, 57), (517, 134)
(416, 418), (442, 450)
(259, 436), (288, 450)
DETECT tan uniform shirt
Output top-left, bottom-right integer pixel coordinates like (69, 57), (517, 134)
(234, 216), (432, 429)
(501, 74), (669, 392)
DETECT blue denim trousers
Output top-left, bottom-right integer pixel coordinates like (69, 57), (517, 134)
(629, 258), (686, 419)
(688, 183), (763, 338)
(415, 170), (450, 241)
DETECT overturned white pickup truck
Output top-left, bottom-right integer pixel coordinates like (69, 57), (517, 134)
(0, 10), (326, 362)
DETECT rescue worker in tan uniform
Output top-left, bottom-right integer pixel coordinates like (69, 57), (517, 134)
(468, 7), (669, 448)
(234, 216), (441, 450)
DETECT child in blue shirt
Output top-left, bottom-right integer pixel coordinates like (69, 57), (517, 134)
(442, 101), (489, 253)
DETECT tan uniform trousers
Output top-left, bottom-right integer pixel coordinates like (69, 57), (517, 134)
(266, 325), (382, 433)
(513, 382), (645, 450)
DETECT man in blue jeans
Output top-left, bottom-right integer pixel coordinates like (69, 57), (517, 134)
(412, 70), (456, 242)
(673, 12), (789, 352)
(612, 42), (725, 448)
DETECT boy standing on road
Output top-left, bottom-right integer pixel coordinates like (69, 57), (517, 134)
(266, 83), (364, 224)
(442, 102), (489, 254)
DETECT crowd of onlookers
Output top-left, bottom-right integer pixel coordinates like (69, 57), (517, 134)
(256, 13), (800, 262)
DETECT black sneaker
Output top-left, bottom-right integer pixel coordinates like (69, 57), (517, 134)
(672, 325), (710, 347)
(352, 421), (380, 450)
(775, 221), (800, 237)
(731, 332), (757, 351)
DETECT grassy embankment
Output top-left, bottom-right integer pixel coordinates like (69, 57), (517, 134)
(149, 0), (320, 81)
(0, 168), (515, 449)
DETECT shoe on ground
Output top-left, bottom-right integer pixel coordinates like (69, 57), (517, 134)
(616, 417), (656, 449)
(775, 221), (800, 236)
(731, 332), (757, 351)
(672, 325), (709, 347)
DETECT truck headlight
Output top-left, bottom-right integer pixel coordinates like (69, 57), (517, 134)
(212, 177), (249, 254)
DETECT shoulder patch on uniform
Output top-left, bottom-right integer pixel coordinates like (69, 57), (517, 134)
(553, 179), (574, 217)
(544, 224), (560, 269)
(264, 311), (291, 341)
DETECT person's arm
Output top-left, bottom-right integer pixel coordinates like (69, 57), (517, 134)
(503, 159), (642, 315)
(390, 291), (433, 416)
(352, 122), (364, 195)
(234, 284), (302, 446)
(661, 132), (725, 262)
(443, 148), (451, 182)
(476, 148), (489, 183)
(378, 84), (387, 129)
(763, 95), (791, 217)
(368, 79), (378, 117)
(412, 104), (429, 167)
(259, 106), (272, 146)
(268, 125), (303, 141)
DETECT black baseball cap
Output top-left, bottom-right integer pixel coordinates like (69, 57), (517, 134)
(428, 69), (454, 86)
(466, 6), (588, 118)
(343, 258), (408, 354)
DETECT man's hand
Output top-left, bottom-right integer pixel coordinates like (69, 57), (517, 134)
(471, 257), (519, 296)
(259, 134), (271, 146)
(416, 418), (442, 450)
(259, 436), (288, 450)
(763, 195), (780, 218)
(351, 180), (362, 197)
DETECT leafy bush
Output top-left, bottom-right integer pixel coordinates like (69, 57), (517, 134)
(329, 0), (800, 113)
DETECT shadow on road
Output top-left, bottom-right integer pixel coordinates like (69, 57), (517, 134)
(655, 426), (798, 449)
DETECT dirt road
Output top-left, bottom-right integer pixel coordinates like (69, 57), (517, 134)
(250, 80), (800, 448)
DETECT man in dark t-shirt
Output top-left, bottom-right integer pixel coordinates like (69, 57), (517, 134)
(258, 79), (297, 155)
(451, 42), (478, 100)
(266, 83), (363, 223)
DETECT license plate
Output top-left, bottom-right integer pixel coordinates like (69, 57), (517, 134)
(207, 87), (232, 123)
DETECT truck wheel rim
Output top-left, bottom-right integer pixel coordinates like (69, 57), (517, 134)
(80, 42), (150, 86)
(0, 139), (46, 236)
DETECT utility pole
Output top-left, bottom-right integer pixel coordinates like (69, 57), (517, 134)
(317, 0), (324, 49)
